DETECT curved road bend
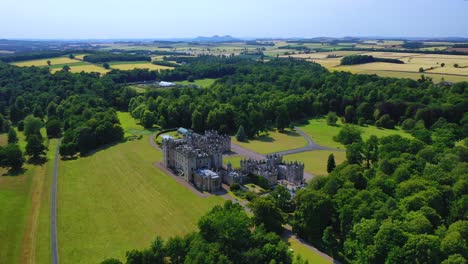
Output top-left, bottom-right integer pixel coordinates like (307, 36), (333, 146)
(51, 139), (61, 264)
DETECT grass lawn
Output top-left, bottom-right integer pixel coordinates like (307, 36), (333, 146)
(288, 237), (331, 264)
(223, 155), (245, 168)
(176, 78), (218, 88)
(57, 137), (223, 263)
(285, 150), (346, 176)
(232, 129), (307, 154)
(109, 61), (173, 71)
(117, 111), (155, 136)
(0, 134), (56, 264)
(297, 118), (412, 150)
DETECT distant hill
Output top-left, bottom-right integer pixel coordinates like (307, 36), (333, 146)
(192, 35), (241, 43)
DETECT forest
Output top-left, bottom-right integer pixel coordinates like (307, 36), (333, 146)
(340, 55), (404, 65)
(0, 54), (467, 263)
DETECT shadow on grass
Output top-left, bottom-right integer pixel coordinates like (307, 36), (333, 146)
(28, 156), (48, 165)
(79, 140), (124, 158)
(2, 167), (27, 176)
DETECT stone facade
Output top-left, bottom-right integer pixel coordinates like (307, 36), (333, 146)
(162, 128), (229, 192)
(162, 128), (304, 193)
(224, 154), (305, 186)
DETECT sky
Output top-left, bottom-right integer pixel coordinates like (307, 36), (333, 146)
(1, 0), (467, 39)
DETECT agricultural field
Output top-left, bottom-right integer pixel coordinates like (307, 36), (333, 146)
(11, 57), (80, 67)
(232, 129), (308, 154)
(285, 150), (346, 176)
(50, 63), (109, 74)
(0, 133), (57, 264)
(176, 78), (218, 87)
(57, 137), (224, 263)
(297, 118), (412, 150)
(109, 61), (173, 71)
(286, 51), (468, 82)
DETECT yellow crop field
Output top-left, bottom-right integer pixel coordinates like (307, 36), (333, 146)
(301, 51), (468, 82)
(12, 57), (80, 67)
(51, 64), (109, 74)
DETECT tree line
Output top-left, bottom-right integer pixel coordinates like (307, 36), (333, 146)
(83, 52), (151, 63)
(340, 55), (404, 65)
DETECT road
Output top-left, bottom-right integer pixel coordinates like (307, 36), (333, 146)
(51, 139), (61, 264)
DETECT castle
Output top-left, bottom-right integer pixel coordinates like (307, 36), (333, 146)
(162, 128), (304, 193)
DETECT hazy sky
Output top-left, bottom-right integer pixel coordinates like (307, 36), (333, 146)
(1, 0), (467, 39)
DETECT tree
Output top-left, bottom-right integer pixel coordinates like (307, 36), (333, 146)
(326, 112), (338, 126)
(141, 110), (155, 129)
(25, 134), (46, 158)
(441, 63), (445, 67)
(270, 185), (292, 213)
(402, 234), (441, 264)
(327, 153), (336, 173)
(292, 189), (333, 241)
(47, 60), (51, 66)
(59, 142), (77, 158)
(347, 142), (363, 165)
(419, 67), (425, 73)
(46, 119), (62, 138)
(100, 259), (122, 264)
(0, 144), (24, 170)
(249, 196), (285, 234)
(7, 127), (18, 144)
(344, 105), (356, 123)
(334, 125), (362, 145)
(191, 110), (204, 132)
(275, 105), (290, 132)
(454, 63), (459, 68)
(69, 54), (75, 59)
(235, 125), (247, 142)
(23, 115), (43, 139)
(62, 65), (70, 72)
(375, 114), (395, 129)
(103, 63), (110, 69)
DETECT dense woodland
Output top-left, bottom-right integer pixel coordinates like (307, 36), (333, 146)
(0, 54), (467, 263)
(340, 55), (404, 65)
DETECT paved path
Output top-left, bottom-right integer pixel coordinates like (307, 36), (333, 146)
(274, 127), (339, 156)
(51, 139), (61, 264)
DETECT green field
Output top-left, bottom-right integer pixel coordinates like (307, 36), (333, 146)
(0, 133), (56, 264)
(285, 150), (346, 176)
(109, 61), (173, 71)
(288, 237), (332, 264)
(223, 155), (245, 167)
(176, 78), (218, 87)
(298, 118), (412, 149)
(232, 129), (307, 154)
(117, 111), (156, 136)
(57, 137), (224, 263)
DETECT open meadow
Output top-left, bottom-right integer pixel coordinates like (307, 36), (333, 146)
(57, 136), (224, 263)
(285, 150), (346, 176)
(176, 78), (218, 87)
(297, 118), (412, 150)
(232, 129), (308, 154)
(0, 131), (57, 264)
